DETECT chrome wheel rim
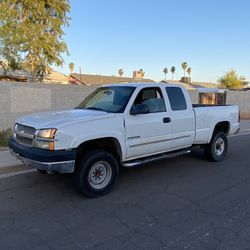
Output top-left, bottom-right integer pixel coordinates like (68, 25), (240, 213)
(88, 161), (112, 190)
(214, 137), (225, 156)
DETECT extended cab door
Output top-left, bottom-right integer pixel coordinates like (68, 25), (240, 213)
(124, 87), (172, 160)
(165, 86), (195, 150)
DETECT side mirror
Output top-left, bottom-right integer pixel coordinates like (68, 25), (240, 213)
(130, 104), (149, 115)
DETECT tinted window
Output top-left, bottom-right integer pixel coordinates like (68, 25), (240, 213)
(165, 87), (187, 111)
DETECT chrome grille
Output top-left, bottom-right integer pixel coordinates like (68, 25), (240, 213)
(14, 123), (35, 147)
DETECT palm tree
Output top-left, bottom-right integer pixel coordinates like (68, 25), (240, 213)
(163, 67), (168, 80)
(181, 62), (188, 77)
(170, 66), (176, 80)
(187, 67), (191, 77)
(69, 63), (74, 73)
(118, 68), (124, 77)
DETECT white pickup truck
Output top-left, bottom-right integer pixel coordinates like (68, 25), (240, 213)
(9, 83), (240, 197)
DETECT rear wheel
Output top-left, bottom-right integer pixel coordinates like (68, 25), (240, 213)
(74, 149), (119, 198)
(204, 132), (228, 162)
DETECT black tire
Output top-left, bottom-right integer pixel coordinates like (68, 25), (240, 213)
(204, 131), (228, 162)
(74, 149), (119, 198)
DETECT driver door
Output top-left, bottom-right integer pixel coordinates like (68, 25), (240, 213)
(125, 87), (172, 160)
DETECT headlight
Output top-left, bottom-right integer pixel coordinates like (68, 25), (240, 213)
(35, 128), (57, 139)
(33, 128), (57, 150)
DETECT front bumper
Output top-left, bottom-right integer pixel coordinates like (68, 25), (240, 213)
(9, 136), (76, 173)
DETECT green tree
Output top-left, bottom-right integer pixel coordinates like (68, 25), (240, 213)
(187, 67), (191, 77)
(69, 63), (75, 73)
(118, 68), (124, 77)
(218, 69), (246, 89)
(0, 0), (70, 82)
(163, 67), (168, 80)
(181, 62), (188, 77)
(170, 66), (176, 80)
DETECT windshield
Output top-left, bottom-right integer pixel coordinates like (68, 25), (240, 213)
(76, 86), (136, 113)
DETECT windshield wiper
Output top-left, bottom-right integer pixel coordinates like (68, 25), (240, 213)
(85, 107), (105, 112)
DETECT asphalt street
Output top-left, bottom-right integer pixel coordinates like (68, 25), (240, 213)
(0, 121), (250, 249)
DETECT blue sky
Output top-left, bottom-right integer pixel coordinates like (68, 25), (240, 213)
(57, 0), (250, 82)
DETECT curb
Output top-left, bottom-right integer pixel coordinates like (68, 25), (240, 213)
(0, 163), (24, 169)
(0, 147), (9, 151)
(0, 149), (23, 169)
(0, 164), (34, 176)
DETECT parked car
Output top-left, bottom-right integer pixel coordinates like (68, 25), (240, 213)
(9, 83), (240, 197)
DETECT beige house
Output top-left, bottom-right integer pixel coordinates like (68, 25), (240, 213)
(0, 65), (68, 83)
(68, 73), (154, 86)
(161, 80), (218, 89)
(43, 69), (68, 84)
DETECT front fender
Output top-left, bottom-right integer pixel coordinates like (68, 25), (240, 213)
(72, 131), (126, 161)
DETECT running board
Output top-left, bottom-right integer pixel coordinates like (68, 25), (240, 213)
(122, 148), (191, 168)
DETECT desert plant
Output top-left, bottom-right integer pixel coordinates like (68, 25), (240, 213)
(0, 128), (12, 147)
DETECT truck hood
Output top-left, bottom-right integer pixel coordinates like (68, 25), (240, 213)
(16, 109), (114, 129)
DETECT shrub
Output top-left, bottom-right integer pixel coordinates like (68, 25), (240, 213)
(0, 128), (12, 147)
(218, 69), (246, 89)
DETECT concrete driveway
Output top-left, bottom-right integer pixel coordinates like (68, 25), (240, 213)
(0, 121), (250, 249)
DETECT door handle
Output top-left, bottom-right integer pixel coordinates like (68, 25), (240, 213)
(163, 117), (171, 123)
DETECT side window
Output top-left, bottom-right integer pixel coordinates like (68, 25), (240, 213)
(165, 87), (187, 111)
(132, 87), (166, 113)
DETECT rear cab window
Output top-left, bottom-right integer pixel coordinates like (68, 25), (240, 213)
(165, 87), (187, 111)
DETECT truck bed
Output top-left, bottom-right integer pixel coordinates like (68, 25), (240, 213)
(193, 104), (239, 144)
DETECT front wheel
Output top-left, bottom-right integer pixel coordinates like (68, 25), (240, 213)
(204, 132), (228, 162)
(74, 149), (119, 198)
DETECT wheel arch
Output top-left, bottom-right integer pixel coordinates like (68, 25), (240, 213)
(76, 137), (123, 163)
(209, 121), (230, 142)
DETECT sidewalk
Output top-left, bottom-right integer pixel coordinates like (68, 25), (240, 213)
(0, 150), (22, 168)
(0, 150), (34, 176)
